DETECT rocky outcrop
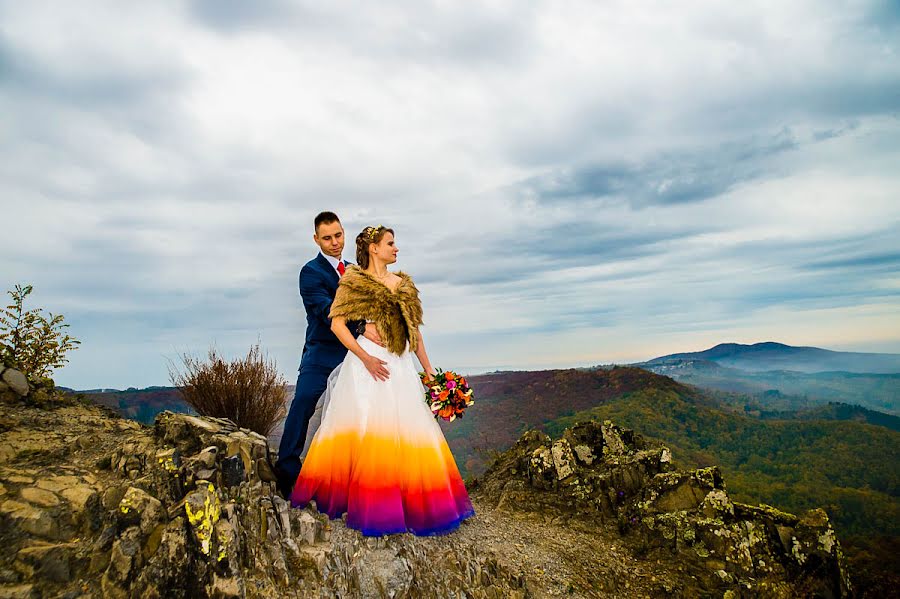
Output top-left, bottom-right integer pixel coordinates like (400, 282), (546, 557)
(0, 365), (59, 408)
(473, 420), (852, 598)
(0, 367), (30, 403)
(0, 390), (852, 598)
(0, 403), (527, 598)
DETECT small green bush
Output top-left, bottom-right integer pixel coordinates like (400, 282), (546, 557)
(0, 284), (80, 380)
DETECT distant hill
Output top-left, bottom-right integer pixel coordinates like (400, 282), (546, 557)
(642, 341), (900, 374)
(637, 358), (900, 414)
(66, 386), (193, 424)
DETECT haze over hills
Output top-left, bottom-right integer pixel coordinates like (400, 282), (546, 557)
(69, 340), (900, 428)
(640, 341), (900, 374)
(633, 342), (900, 414)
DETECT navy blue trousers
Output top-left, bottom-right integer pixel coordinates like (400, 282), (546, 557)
(276, 362), (335, 490)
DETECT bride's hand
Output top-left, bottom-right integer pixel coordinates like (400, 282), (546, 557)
(424, 365), (437, 379)
(361, 323), (385, 347)
(362, 353), (390, 381)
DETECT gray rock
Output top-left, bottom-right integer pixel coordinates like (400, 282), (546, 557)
(0, 584), (35, 599)
(572, 444), (595, 465)
(255, 456), (277, 483)
(105, 526), (142, 585)
(60, 484), (98, 515)
(209, 574), (242, 598)
(154, 517), (192, 585)
(15, 541), (76, 583)
(184, 483), (220, 557)
(197, 446), (218, 469)
(354, 547), (414, 597)
(1, 368), (28, 397)
(0, 500), (58, 539)
(295, 510), (318, 545)
(0, 394), (853, 599)
(117, 487), (164, 535)
(194, 468), (217, 482)
(19, 487), (60, 508)
(551, 439), (575, 479)
(601, 421), (627, 455)
(528, 446), (556, 490)
(154, 411), (222, 455)
(272, 495), (292, 537)
(94, 525), (118, 552)
(102, 486), (127, 510)
(213, 519), (237, 566)
(226, 437), (257, 477)
(479, 419), (851, 598)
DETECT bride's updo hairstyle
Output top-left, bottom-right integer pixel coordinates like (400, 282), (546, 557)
(355, 225), (394, 269)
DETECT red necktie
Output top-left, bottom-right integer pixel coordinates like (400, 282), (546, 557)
(337, 262), (345, 276)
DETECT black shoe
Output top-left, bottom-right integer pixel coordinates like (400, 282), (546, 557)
(273, 464), (297, 501)
(276, 476), (293, 501)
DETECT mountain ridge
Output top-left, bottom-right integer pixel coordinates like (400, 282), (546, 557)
(640, 341), (900, 374)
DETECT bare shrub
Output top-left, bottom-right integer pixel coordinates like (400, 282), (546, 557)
(169, 343), (288, 437)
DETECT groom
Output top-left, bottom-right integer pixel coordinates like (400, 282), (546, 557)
(275, 211), (385, 499)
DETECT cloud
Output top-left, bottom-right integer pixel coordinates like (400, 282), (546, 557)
(516, 128), (800, 208)
(1, 0), (898, 387)
(186, 0), (298, 32)
(805, 251), (900, 271)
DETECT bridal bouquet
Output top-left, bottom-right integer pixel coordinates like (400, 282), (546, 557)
(419, 369), (474, 422)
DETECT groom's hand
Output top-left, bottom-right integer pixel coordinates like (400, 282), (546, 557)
(362, 354), (390, 381)
(362, 323), (385, 347)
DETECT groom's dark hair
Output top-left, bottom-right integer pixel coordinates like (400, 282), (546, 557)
(314, 211), (341, 231)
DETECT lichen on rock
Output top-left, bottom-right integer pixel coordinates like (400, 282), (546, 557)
(477, 419), (852, 598)
(185, 482), (221, 557)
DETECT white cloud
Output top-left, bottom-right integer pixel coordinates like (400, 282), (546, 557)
(1, 0), (898, 388)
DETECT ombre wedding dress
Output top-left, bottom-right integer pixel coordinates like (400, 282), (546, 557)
(290, 336), (474, 536)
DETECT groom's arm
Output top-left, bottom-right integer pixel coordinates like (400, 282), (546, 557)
(298, 265), (362, 337)
(299, 266), (335, 325)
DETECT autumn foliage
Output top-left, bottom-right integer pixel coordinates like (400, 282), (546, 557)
(169, 343), (287, 437)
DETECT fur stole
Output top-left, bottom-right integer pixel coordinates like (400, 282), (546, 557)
(328, 266), (424, 355)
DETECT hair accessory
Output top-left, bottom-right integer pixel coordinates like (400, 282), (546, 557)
(364, 225), (384, 242)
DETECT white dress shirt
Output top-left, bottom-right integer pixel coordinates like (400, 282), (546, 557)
(319, 252), (344, 275)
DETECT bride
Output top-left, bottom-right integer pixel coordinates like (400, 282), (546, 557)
(290, 225), (474, 536)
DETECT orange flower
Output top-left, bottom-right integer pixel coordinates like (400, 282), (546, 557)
(438, 406), (454, 419)
(438, 390), (449, 401)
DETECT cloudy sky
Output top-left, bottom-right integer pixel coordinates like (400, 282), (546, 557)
(2, 1), (899, 389)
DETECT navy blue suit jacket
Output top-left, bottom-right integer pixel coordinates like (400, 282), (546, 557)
(298, 253), (359, 369)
